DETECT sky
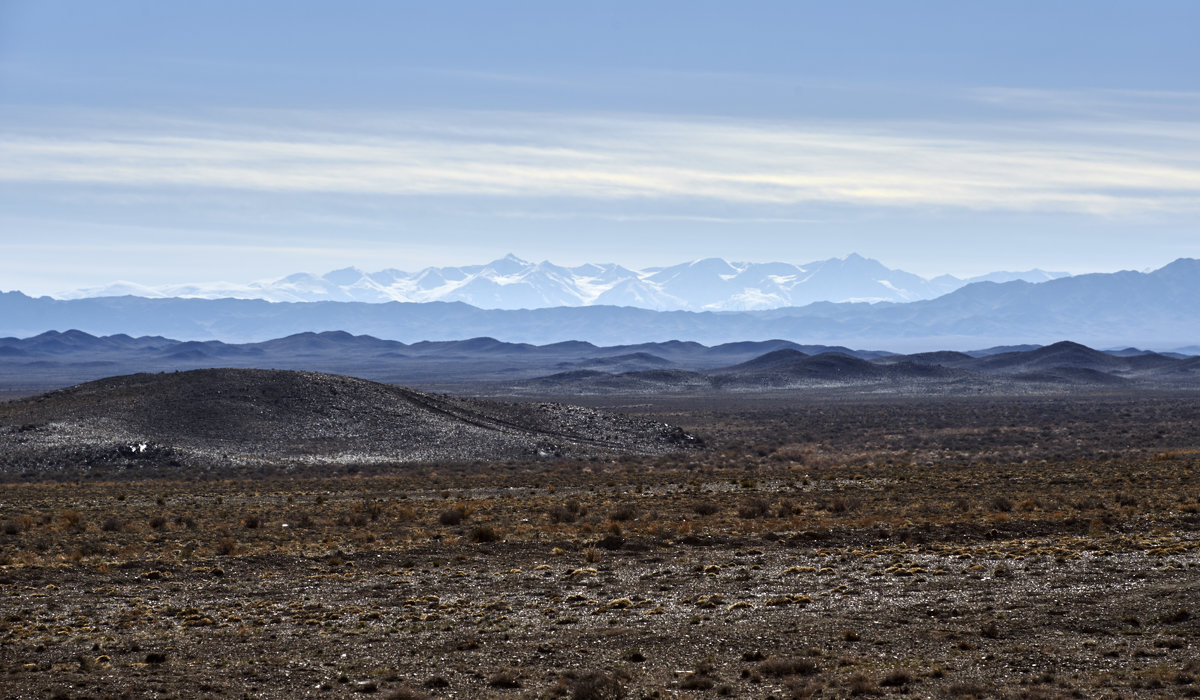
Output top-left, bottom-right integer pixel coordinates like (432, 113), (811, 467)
(2, 0), (1199, 295)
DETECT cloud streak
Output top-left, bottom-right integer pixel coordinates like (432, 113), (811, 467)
(2, 108), (1199, 216)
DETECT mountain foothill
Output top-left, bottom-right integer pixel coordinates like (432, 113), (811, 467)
(2, 255), (1197, 470)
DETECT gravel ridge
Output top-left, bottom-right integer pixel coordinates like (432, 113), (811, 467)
(0, 368), (700, 473)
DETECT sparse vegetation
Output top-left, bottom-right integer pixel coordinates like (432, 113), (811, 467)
(488, 668), (523, 688)
(438, 506), (467, 526)
(563, 670), (624, 700)
(737, 497), (770, 519)
(758, 656), (820, 677)
(608, 503), (637, 522)
(0, 391), (1197, 697)
(549, 499), (586, 523)
(469, 524), (499, 543)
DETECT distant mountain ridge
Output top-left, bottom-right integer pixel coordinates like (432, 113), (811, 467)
(54, 253), (1067, 311)
(2, 258), (1196, 351)
(1, 332), (1197, 398)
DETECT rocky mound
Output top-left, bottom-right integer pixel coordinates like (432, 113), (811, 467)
(0, 369), (700, 474)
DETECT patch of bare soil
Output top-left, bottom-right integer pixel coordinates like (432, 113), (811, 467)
(1, 392), (1198, 698)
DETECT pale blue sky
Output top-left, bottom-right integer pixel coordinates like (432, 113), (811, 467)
(2, 1), (1199, 294)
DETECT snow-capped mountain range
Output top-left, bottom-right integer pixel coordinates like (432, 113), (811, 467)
(57, 253), (1068, 311)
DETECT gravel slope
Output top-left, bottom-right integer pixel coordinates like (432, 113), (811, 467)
(0, 369), (700, 473)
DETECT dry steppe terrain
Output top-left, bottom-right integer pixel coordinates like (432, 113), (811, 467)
(1, 389), (1199, 699)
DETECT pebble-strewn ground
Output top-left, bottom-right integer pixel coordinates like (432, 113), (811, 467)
(1, 392), (1199, 698)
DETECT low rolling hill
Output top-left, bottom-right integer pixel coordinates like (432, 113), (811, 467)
(0, 369), (701, 475)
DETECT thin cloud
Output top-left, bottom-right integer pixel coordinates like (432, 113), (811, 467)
(2, 109), (1199, 216)
(970, 86), (1200, 119)
(483, 210), (837, 225)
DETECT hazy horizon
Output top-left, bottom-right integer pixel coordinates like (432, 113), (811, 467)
(20, 250), (1091, 298)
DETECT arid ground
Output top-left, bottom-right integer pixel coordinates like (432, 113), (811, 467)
(2, 391), (1199, 698)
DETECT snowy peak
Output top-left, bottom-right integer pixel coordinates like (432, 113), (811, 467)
(481, 253), (531, 277)
(321, 267), (368, 286)
(54, 254), (1077, 311)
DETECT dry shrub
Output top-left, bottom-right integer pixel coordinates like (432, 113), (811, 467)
(337, 513), (368, 528)
(469, 524), (499, 543)
(693, 501), (721, 516)
(738, 498), (770, 519)
(547, 506), (573, 524)
(1158, 607), (1190, 624)
(60, 510), (84, 532)
(439, 507), (467, 526)
(785, 678), (824, 699)
(770, 443), (811, 462)
(548, 500), (585, 524)
(567, 670), (624, 700)
(943, 681), (990, 697)
(758, 656), (819, 677)
(361, 500), (384, 521)
(596, 533), (624, 550)
(608, 503), (637, 522)
(846, 672), (881, 695)
(879, 669), (912, 687)
(488, 668), (522, 688)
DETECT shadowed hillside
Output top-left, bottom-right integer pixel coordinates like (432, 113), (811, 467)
(0, 369), (700, 474)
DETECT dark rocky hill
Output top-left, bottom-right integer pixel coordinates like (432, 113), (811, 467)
(713, 348), (810, 372)
(977, 341), (1182, 375)
(0, 369), (700, 474)
(554, 352), (675, 373)
(0, 331), (872, 395)
(493, 342), (1200, 395)
(2, 331), (1199, 400)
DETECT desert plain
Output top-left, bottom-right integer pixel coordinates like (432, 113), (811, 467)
(1, 383), (1198, 699)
